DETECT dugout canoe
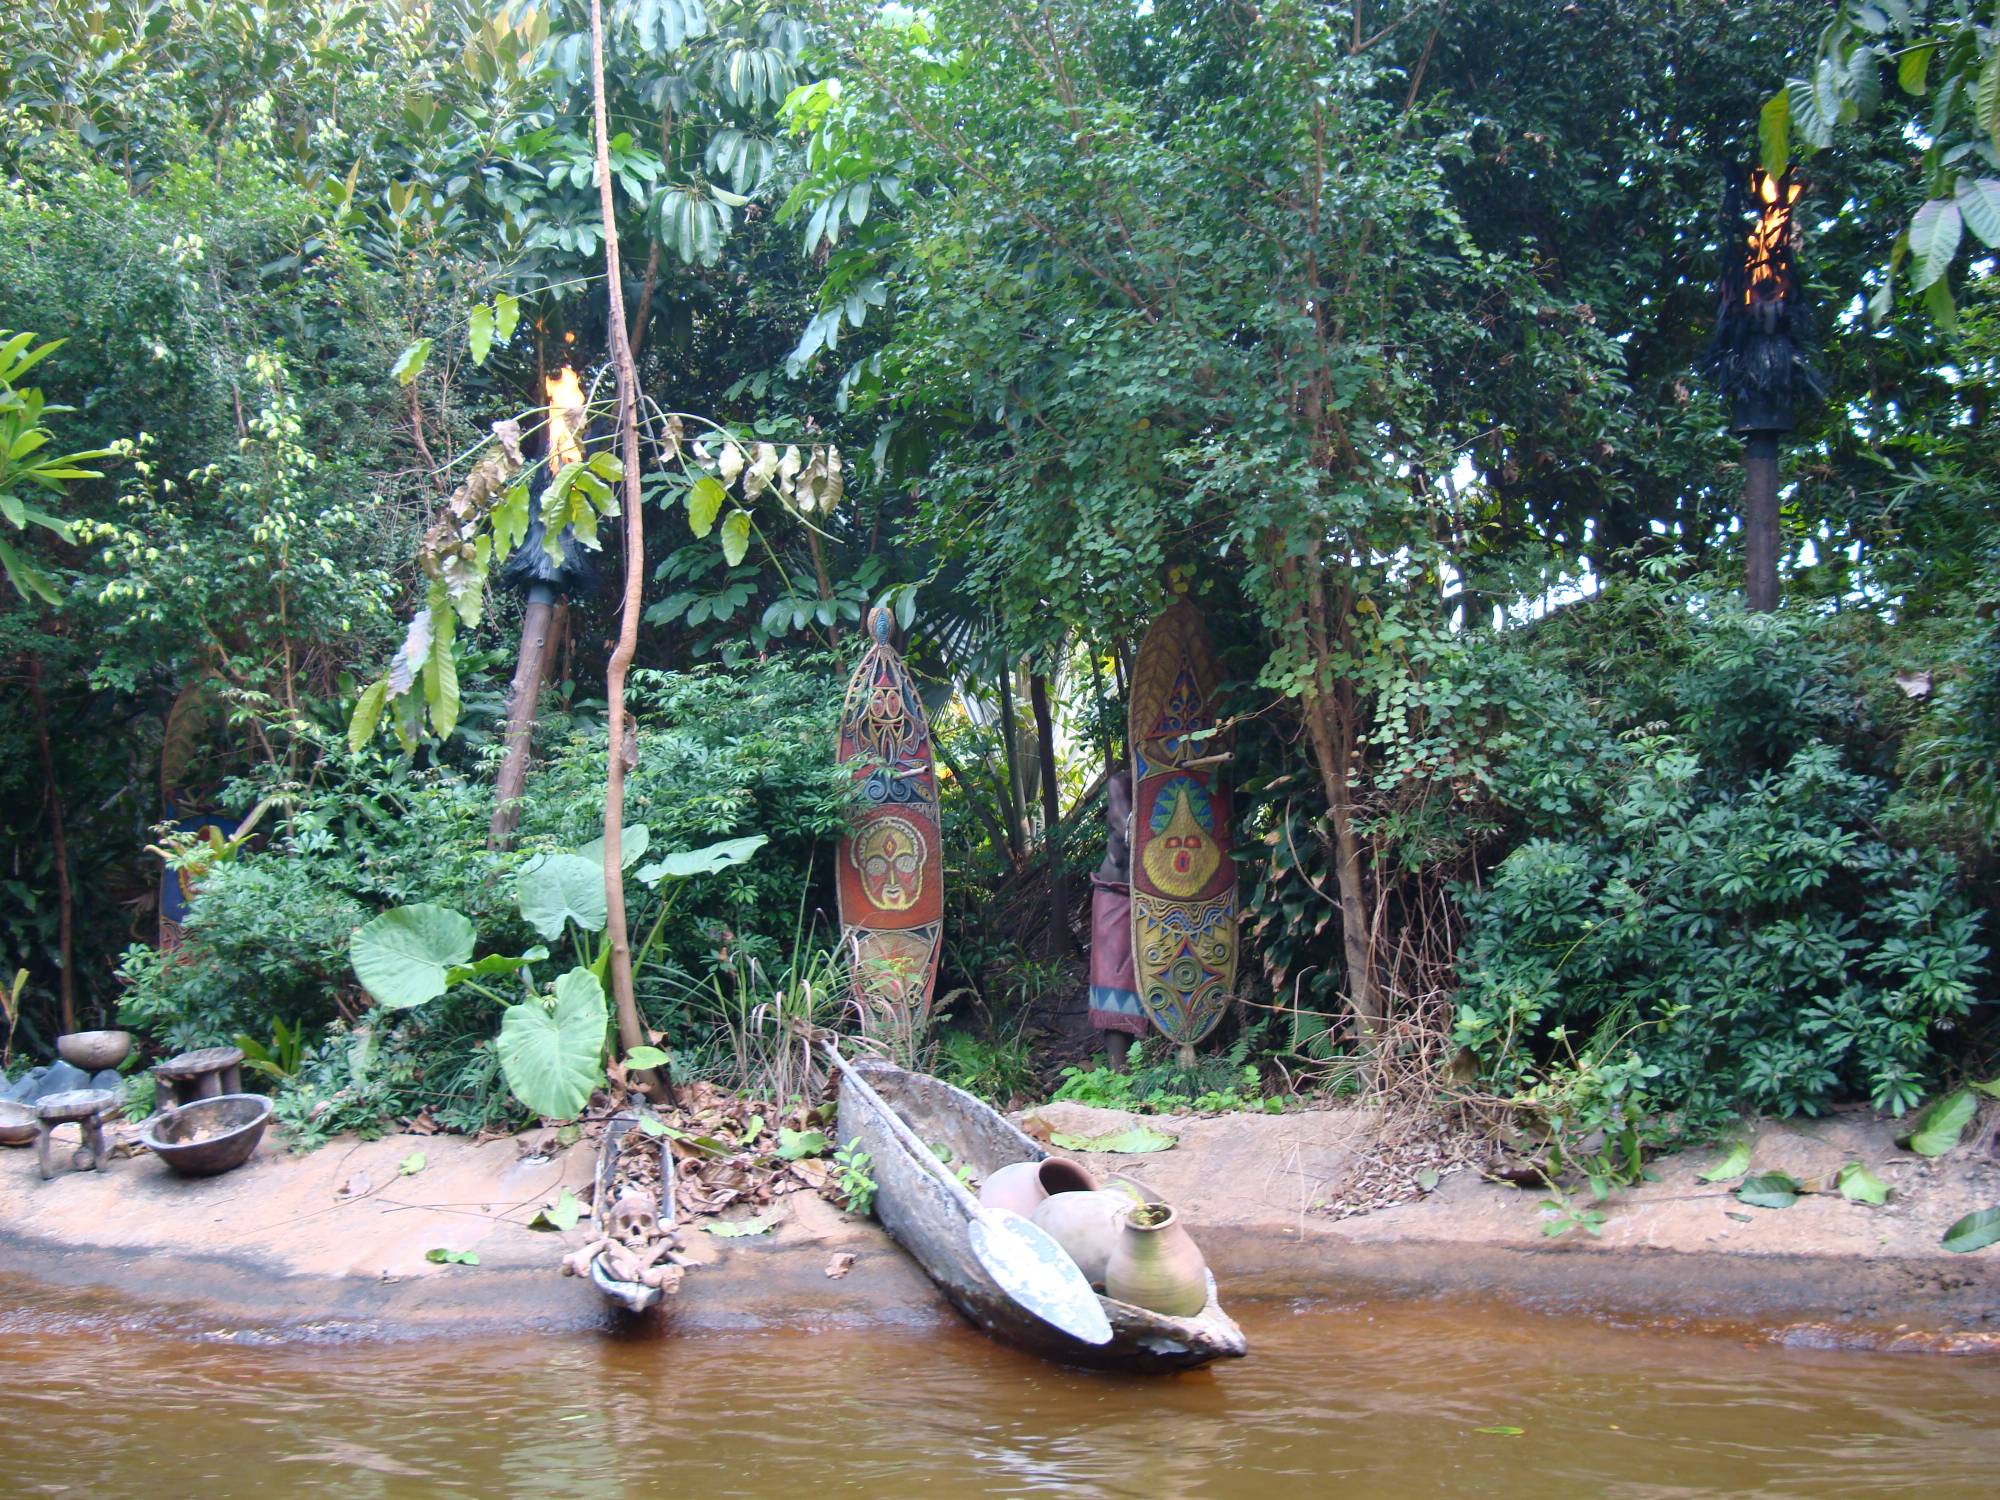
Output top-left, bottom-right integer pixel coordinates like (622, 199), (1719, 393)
(590, 1110), (677, 1315)
(834, 1057), (1248, 1373)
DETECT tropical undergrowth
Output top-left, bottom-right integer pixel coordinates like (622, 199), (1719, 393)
(1448, 573), (1991, 1173)
(118, 659), (853, 1143)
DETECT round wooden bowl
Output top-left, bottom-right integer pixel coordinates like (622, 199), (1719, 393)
(141, 1094), (273, 1178)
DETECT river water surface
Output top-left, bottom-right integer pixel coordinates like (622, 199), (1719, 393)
(2, 1281), (1996, 1497)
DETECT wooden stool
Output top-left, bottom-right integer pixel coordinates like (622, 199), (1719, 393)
(154, 1045), (244, 1107)
(36, 1088), (119, 1180)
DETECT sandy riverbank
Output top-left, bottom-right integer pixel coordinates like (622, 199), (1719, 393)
(3, 1102), (1994, 1350)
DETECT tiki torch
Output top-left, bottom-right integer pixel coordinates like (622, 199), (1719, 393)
(489, 368), (597, 846)
(1705, 165), (1823, 612)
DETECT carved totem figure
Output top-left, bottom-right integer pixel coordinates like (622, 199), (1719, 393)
(836, 608), (944, 1032)
(1128, 598), (1237, 1050)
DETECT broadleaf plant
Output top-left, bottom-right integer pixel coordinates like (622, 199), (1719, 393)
(345, 828), (763, 1120)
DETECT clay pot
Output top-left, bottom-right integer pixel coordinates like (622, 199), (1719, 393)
(0, 1100), (36, 1147)
(1105, 1202), (1208, 1317)
(977, 1156), (1099, 1217)
(1029, 1188), (1131, 1286)
(56, 1030), (132, 1072)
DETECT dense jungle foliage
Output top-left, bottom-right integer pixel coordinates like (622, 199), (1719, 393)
(0, 1), (1993, 1166)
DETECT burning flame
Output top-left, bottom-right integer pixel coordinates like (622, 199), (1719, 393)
(545, 366), (584, 469)
(1742, 167), (1803, 306)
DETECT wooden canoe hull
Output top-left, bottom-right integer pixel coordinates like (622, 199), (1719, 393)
(835, 1059), (1248, 1373)
(590, 1111), (675, 1316)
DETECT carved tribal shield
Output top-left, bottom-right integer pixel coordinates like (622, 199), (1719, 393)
(1129, 598), (1237, 1046)
(837, 607), (943, 1023)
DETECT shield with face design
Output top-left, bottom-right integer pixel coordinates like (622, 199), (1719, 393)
(838, 609), (943, 1030)
(1129, 598), (1237, 1046)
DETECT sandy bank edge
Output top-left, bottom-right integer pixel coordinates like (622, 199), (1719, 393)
(2, 1104), (1994, 1350)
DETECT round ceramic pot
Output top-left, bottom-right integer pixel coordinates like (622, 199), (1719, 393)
(977, 1156), (1098, 1217)
(1105, 1202), (1208, 1317)
(1029, 1187), (1131, 1286)
(56, 1030), (132, 1072)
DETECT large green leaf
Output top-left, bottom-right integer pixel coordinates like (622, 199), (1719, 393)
(1907, 199), (1962, 292)
(1979, 49), (2000, 155)
(468, 302), (494, 365)
(720, 508), (752, 566)
(688, 475), (726, 537)
(347, 677), (389, 753)
(350, 904), (476, 1008)
(1049, 1125), (1177, 1154)
(1697, 1141), (1751, 1184)
(442, 947), (549, 986)
(577, 823), (650, 870)
(1757, 91), (1789, 180)
(1735, 1172), (1800, 1209)
(516, 852), (609, 939)
(497, 968), (608, 1120)
(1904, 1089), (1976, 1157)
(391, 338), (431, 385)
(1954, 177), (2000, 248)
(1835, 1162), (1889, 1206)
(1897, 41), (1934, 97)
(1942, 1207), (2000, 1254)
(635, 834), (768, 887)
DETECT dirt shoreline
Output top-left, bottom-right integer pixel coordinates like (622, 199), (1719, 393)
(4, 1101), (1995, 1351)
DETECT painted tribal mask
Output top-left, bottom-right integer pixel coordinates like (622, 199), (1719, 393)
(851, 814), (925, 912)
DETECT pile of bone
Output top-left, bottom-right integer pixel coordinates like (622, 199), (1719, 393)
(559, 1183), (690, 1295)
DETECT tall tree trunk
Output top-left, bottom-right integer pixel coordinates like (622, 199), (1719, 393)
(543, 601), (571, 688)
(1029, 670), (1074, 956)
(587, 0), (653, 1080)
(1278, 548), (1383, 1040)
(993, 664), (1027, 861)
(1301, 685), (1380, 1040)
(26, 655), (76, 1034)
(488, 588), (556, 849)
(1743, 433), (1780, 612)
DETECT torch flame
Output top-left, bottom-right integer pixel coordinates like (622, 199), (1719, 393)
(1743, 167), (1804, 306)
(545, 366), (584, 469)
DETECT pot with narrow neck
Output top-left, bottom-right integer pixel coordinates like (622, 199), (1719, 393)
(1105, 1201), (1208, 1317)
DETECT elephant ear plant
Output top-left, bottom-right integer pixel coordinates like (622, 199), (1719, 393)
(348, 829), (766, 1119)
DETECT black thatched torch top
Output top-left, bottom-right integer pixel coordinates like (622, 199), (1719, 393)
(498, 365), (598, 607)
(1705, 165), (1826, 434)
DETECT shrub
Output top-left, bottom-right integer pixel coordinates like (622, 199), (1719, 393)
(1454, 589), (1991, 1132)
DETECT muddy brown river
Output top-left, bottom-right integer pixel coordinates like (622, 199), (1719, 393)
(2, 1280), (1996, 1497)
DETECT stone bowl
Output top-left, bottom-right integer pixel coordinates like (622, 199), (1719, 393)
(57, 1030), (133, 1072)
(141, 1093), (273, 1178)
(0, 1099), (36, 1147)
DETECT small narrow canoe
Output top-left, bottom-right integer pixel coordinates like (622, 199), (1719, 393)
(590, 1110), (676, 1315)
(835, 1058), (1248, 1373)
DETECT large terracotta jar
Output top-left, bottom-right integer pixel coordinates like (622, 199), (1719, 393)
(1105, 1202), (1208, 1316)
(977, 1156), (1098, 1217)
(1029, 1188), (1132, 1286)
